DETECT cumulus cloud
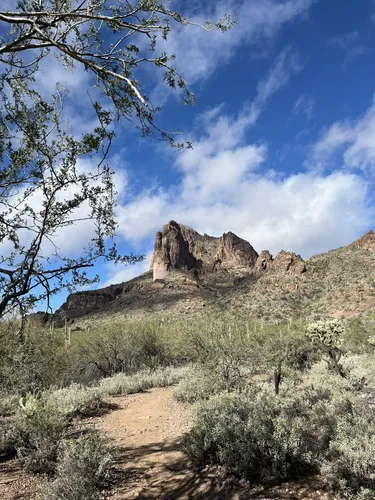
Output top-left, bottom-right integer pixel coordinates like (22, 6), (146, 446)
(310, 95), (375, 172)
(113, 52), (372, 263)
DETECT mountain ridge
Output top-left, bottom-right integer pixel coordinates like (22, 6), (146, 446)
(49, 223), (375, 325)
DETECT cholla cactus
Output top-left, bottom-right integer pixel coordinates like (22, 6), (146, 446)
(306, 319), (346, 377)
(306, 319), (345, 348)
(18, 394), (39, 418)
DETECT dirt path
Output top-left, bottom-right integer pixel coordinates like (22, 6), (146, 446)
(1, 386), (336, 499)
(0, 460), (41, 500)
(94, 387), (335, 500)
(94, 386), (224, 499)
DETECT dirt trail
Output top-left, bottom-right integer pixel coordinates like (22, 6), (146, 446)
(1, 387), (336, 499)
(94, 387), (334, 500)
(95, 387), (224, 499)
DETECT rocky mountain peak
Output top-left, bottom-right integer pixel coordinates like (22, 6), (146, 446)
(349, 230), (375, 251)
(150, 222), (259, 281)
(272, 250), (307, 274)
(44, 223), (375, 325)
(256, 250), (273, 270)
(150, 221), (198, 280)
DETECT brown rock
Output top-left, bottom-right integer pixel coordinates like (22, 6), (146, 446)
(272, 250), (306, 274)
(150, 221), (259, 281)
(150, 221), (198, 280)
(349, 230), (375, 251)
(256, 250), (273, 271)
(215, 232), (259, 269)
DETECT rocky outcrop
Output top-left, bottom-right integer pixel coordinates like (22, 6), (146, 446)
(150, 221), (259, 280)
(150, 221), (198, 280)
(42, 225), (375, 324)
(272, 250), (306, 274)
(56, 284), (124, 322)
(256, 250), (273, 271)
(215, 232), (259, 269)
(349, 230), (375, 251)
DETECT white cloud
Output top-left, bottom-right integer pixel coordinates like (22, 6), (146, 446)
(311, 95), (375, 172)
(0, 156), (109, 263)
(292, 94), (316, 121)
(328, 30), (370, 65)
(329, 30), (359, 49)
(116, 166), (369, 259)
(114, 54), (371, 260)
(149, 0), (314, 103)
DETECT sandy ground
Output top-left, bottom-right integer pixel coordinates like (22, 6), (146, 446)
(1, 387), (336, 499)
(0, 459), (42, 500)
(93, 387), (335, 500)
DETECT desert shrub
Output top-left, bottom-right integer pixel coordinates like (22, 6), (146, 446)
(188, 320), (257, 392)
(344, 318), (375, 354)
(320, 411), (375, 496)
(99, 365), (191, 396)
(48, 385), (104, 418)
(185, 366), (375, 489)
(15, 394), (69, 473)
(173, 367), (228, 402)
(0, 327), (70, 394)
(37, 430), (113, 500)
(0, 392), (18, 416)
(73, 319), (179, 381)
(185, 389), (318, 483)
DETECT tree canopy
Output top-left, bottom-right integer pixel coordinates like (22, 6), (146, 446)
(0, 0), (233, 319)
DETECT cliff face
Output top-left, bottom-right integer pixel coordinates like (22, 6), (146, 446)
(150, 221), (259, 280)
(150, 221), (198, 280)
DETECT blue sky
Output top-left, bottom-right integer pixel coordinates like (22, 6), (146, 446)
(8, 0), (375, 309)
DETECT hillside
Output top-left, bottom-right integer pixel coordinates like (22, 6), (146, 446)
(52, 222), (375, 324)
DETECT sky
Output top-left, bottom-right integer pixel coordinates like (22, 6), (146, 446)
(4, 0), (375, 310)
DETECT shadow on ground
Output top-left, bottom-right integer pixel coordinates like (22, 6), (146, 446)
(108, 438), (330, 500)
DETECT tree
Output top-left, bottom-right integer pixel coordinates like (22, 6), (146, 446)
(0, 1), (233, 320)
(306, 318), (346, 377)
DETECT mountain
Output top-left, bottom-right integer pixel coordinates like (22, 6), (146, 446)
(52, 222), (375, 324)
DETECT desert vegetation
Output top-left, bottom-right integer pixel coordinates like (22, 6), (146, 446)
(1, 314), (375, 498)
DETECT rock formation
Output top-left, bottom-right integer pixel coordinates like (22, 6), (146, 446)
(150, 221), (259, 281)
(215, 232), (259, 269)
(272, 250), (307, 274)
(46, 224), (375, 325)
(150, 221), (198, 280)
(256, 250), (273, 270)
(349, 230), (375, 251)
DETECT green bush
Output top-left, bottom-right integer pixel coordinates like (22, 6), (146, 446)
(0, 392), (18, 416)
(99, 365), (191, 396)
(185, 389), (316, 484)
(321, 412), (375, 495)
(0, 329), (69, 394)
(37, 430), (113, 500)
(48, 385), (104, 418)
(15, 394), (69, 473)
(173, 367), (229, 403)
(185, 362), (375, 496)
